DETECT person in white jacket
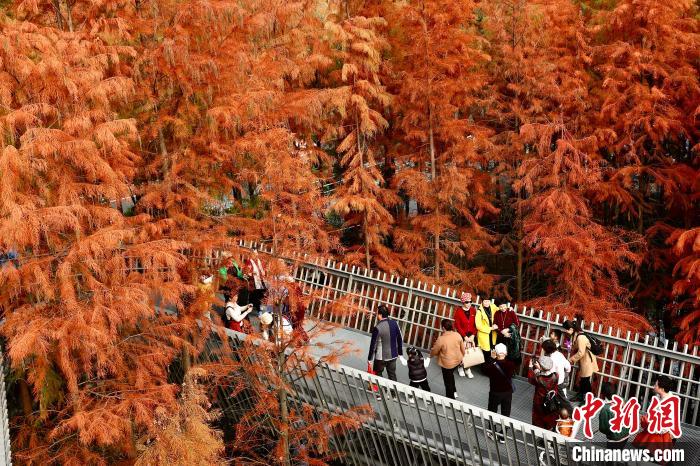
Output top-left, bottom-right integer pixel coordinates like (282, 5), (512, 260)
(542, 338), (572, 397)
(226, 299), (253, 332)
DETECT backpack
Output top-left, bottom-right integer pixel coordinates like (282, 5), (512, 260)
(543, 390), (562, 413)
(584, 332), (604, 356)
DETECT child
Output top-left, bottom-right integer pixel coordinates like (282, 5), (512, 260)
(555, 408), (579, 438)
(400, 346), (431, 392)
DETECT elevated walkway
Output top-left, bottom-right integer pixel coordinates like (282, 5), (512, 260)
(307, 321), (700, 464)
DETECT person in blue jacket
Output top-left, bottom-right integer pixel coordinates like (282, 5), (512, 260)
(368, 304), (404, 381)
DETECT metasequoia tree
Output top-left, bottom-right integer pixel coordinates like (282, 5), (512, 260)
(135, 368), (225, 466)
(479, 0), (542, 301)
(389, 0), (496, 287)
(208, 0), (338, 257)
(205, 260), (369, 466)
(589, 0), (700, 325)
(133, 0), (336, 258)
(325, 15), (399, 271)
(129, 2), (370, 464)
(0, 17), (215, 464)
(516, 122), (646, 327)
(484, 0), (647, 326)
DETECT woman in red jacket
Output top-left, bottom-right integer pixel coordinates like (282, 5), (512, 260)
(454, 292), (477, 378)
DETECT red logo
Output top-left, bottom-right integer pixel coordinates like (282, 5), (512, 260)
(647, 394), (682, 438)
(572, 392), (604, 439)
(573, 392), (683, 440)
(609, 394), (641, 435)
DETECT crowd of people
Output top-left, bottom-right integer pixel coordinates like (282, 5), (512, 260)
(200, 249), (309, 344)
(204, 253), (680, 460)
(366, 291), (681, 460)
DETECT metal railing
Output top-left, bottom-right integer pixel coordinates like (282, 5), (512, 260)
(0, 351), (11, 466)
(194, 327), (574, 466)
(227, 241), (700, 427)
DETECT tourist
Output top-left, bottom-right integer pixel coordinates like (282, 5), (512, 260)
(493, 303), (522, 366)
(555, 408), (579, 438)
(564, 315), (599, 402)
(399, 346), (431, 393)
(225, 293), (253, 332)
(542, 339), (572, 401)
(528, 355), (560, 431)
(548, 328), (572, 357)
(483, 343), (516, 443)
(430, 319), (465, 399)
(453, 292), (477, 378)
(287, 282), (309, 343)
(247, 249), (267, 314)
(599, 382), (630, 450)
(475, 298), (499, 364)
(259, 311), (273, 341)
(633, 376), (679, 455)
(368, 305), (404, 382)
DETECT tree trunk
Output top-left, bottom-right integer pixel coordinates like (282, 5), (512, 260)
(423, 15), (440, 280)
(52, 0), (64, 30)
(18, 378), (32, 416)
(637, 172), (649, 234)
(355, 103), (372, 271)
(428, 109), (439, 280)
(516, 186), (523, 302)
(62, 0), (74, 32)
(276, 305), (291, 466)
(364, 216), (371, 270)
(181, 346), (191, 375)
(516, 239), (523, 302)
(272, 201), (278, 255)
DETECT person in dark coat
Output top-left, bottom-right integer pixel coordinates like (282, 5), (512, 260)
(483, 343), (516, 443)
(399, 346), (431, 392)
(528, 355), (560, 431)
(494, 304), (522, 366)
(287, 282), (309, 343)
(368, 304), (404, 381)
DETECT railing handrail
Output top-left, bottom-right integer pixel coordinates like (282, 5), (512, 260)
(235, 240), (699, 362)
(218, 325), (573, 465)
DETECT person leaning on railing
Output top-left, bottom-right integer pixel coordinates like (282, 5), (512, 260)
(564, 315), (599, 403)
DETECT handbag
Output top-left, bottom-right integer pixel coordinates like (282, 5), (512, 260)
(367, 362), (379, 393)
(543, 390), (562, 413)
(462, 346), (485, 369)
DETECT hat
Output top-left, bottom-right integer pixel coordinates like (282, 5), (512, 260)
(494, 343), (508, 355)
(260, 312), (273, 325)
(538, 355), (554, 372)
(460, 292), (472, 304)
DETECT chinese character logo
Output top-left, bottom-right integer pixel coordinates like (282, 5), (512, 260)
(609, 394), (641, 435)
(647, 394), (682, 438)
(572, 392), (604, 439)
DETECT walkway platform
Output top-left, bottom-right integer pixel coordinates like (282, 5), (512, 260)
(307, 321), (700, 460)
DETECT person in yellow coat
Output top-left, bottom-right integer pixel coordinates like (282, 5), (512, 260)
(475, 298), (500, 363)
